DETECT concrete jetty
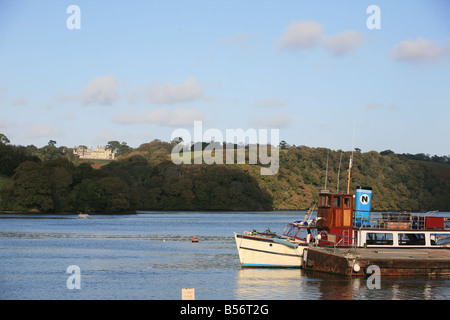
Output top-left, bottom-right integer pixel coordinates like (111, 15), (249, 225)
(302, 247), (450, 277)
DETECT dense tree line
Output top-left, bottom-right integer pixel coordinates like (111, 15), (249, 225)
(1, 135), (449, 213)
(397, 152), (450, 165)
(0, 142), (41, 176)
(273, 147), (450, 211)
(0, 155), (272, 212)
(0, 158), (132, 213)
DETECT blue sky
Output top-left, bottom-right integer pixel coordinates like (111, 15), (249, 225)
(0, 0), (449, 155)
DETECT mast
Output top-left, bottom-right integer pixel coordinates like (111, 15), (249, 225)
(347, 152), (353, 194)
(337, 151), (343, 193)
(347, 124), (355, 194)
(324, 150), (329, 191)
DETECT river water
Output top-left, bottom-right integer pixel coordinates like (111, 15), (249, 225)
(1, 212), (449, 300)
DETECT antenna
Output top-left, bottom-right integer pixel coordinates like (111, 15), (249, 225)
(324, 150), (329, 190)
(347, 123), (355, 194)
(337, 151), (343, 193)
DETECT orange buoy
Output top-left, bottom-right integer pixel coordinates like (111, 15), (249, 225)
(192, 237), (198, 243)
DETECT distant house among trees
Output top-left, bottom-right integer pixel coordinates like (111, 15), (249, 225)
(73, 145), (115, 160)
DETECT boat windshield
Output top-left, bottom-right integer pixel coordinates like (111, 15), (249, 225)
(282, 223), (317, 240)
(431, 233), (450, 246)
(283, 224), (298, 237)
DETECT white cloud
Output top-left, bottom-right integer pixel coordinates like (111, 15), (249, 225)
(365, 102), (383, 109)
(27, 124), (64, 138)
(11, 97), (27, 106)
(321, 30), (364, 57)
(276, 21), (364, 57)
(95, 128), (116, 143)
(0, 86), (8, 100)
(250, 113), (291, 128)
(146, 77), (203, 104)
(57, 76), (203, 107)
(390, 37), (450, 64)
(0, 117), (17, 129)
(111, 108), (208, 127)
(365, 102), (400, 110)
(276, 21), (323, 52)
(125, 77), (204, 105)
(56, 93), (79, 103)
(253, 97), (286, 108)
(82, 74), (120, 105)
(217, 33), (253, 50)
(125, 85), (144, 104)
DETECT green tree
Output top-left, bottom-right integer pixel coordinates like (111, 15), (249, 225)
(44, 158), (76, 211)
(0, 143), (41, 176)
(107, 141), (131, 156)
(11, 161), (54, 211)
(0, 133), (10, 144)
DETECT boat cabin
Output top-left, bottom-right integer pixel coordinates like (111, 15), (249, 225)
(315, 190), (354, 246)
(312, 187), (450, 248)
(316, 190), (353, 229)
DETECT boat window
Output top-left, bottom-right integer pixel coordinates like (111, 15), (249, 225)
(333, 196), (342, 208)
(320, 195), (331, 208)
(282, 223), (294, 235)
(431, 234), (450, 246)
(296, 228), (307, 240)
(398, 233), (425, 246)
(295, 228), (317, 240)
(366, 233), (393, 245)
(282, 224), (292, 236)
(343, 197), (351, 208)
(286, 226), (298, 237)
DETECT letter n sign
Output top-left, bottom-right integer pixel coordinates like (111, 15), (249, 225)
(360, 194), (370, 205)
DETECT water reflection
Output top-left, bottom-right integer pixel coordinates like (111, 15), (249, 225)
(235, 268), (363, 300)
(234, 268), (313, 300)
(234, 268), (450, 300)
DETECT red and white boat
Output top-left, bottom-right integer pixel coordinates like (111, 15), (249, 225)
(235, 187), (450, 268)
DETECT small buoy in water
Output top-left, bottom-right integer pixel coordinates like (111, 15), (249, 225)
(192, 237), (198, 243)
(163, 239), (166, 242)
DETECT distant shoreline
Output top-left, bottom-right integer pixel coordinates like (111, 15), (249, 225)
(0, 209), (297, 215)
(0, 210), (138, 215)
(2, 209), (448, 215)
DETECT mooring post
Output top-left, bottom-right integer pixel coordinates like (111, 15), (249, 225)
(182, 288), (195, 300)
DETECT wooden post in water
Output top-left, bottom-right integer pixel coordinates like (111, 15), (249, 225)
(182, 288), (195, 300)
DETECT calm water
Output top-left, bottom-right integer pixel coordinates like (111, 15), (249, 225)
(0, 212), (449, 300)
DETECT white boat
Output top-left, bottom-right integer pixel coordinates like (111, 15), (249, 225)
(77, 213), (90, 219)
(234, 218), (317, 268)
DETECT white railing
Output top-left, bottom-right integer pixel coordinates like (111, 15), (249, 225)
(353, 211), (449, 230)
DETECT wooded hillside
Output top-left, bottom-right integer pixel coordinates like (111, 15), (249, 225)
(1, 137), (449, 213)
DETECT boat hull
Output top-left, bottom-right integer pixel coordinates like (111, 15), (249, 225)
(234, 233), (304, 268)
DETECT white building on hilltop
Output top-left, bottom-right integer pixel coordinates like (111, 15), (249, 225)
(73, 145), (115, 160)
